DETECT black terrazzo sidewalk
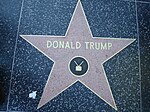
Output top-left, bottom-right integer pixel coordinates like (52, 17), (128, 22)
(0, 0), (150, 112)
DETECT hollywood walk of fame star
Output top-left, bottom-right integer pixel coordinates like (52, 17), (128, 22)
(20, 0), (135, 110)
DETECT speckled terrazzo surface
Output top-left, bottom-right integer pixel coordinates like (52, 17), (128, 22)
(0, 0), (149, 112)
(138, 2), (150, 112)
